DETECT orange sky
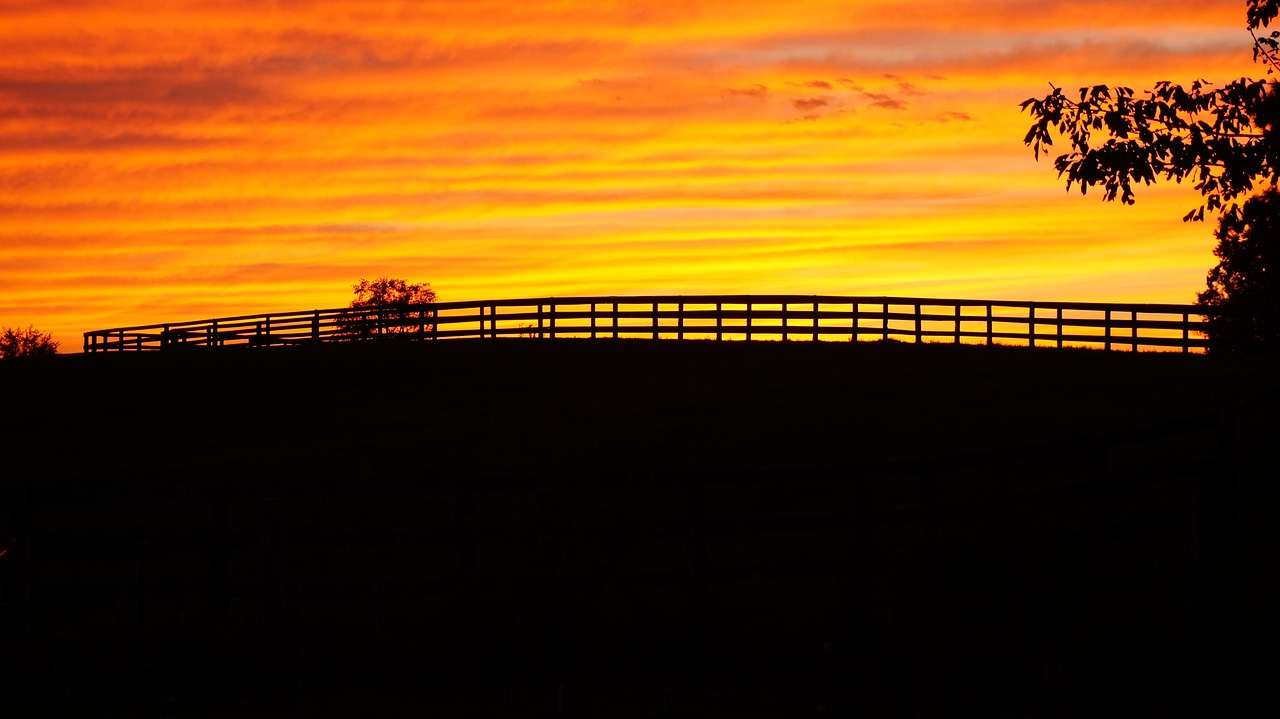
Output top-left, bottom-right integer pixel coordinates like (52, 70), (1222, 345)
(0, 0), (1260, 350)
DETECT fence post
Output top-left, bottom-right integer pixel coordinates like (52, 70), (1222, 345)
(953, 304), (961, 344)
(161, 324), (170, 350)
(432, 308), (439, 340)
(985, 303), (993, 345)
(716, 302), (723, 341)
(1028, 302), (1035, 348)
(746, 302), (753, 341)
(612, 300), (619, 339)
(678, 301), (685, 340)
(651, 301), (659, 340)
(851, 302), (859, 342)
(1183, 312), (1190, 353)
(538, 304), (544, 339)
(550, 301), (557, 338)
(781, 301), (788, 342)
(1057, 308), (1063, 349)
(1131, 310), (1139, 352)
(914, 303), (921, 344)
(591, 303), (597, 339)
(882, 303), (888, 341)
(1104, 309), (1112, 351)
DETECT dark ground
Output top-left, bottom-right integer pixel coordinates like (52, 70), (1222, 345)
(1, 338), (1278, 717)
(5, 337), (1277, 480)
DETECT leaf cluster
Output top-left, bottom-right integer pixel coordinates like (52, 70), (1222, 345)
(0, 325), (59, 358)
(1021, 0), (1280, 222)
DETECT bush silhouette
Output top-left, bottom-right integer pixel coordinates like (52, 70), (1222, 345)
(335, 277), (437, 340)
(1197, 188), (1280, 351)
(1, 325), (59, 358)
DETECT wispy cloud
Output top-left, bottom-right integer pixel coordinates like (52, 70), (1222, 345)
(792, 96), (831, 111)
(861, 92), (907, 110)
(728, 84), (770, 99)
(0, 0), (1249, 347)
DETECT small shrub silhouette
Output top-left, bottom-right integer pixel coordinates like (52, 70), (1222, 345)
(335, 277), (437, 340)
(1, 325), (59, 358)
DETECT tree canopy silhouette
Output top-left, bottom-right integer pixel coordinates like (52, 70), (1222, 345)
(1, 325), (59, 358)
(1020, 0), (1280, 223)
(1198, 188), (1280, 350)
(336, 277), (437, 340)
(1021, 0), (1280, 349)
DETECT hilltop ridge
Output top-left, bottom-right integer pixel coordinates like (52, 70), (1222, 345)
(4, 338), (1274, 486)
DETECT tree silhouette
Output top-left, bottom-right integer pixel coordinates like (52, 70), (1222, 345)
(0, 325), (59, 358)
(1197, 188), (1280, 350)
(335, 277), (437, 340)
(1020, 0), (1280, 223)
(1021, 1), (1280, 348)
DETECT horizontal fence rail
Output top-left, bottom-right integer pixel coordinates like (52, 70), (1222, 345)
(84, 294), (1211, 354)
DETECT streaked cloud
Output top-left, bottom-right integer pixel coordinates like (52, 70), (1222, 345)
(791, 96), (832, 111)
(0, 0), (1255, 348)
(728, 84), (770, 99)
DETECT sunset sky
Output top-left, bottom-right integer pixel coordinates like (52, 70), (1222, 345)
(0, 0), (1260, 350)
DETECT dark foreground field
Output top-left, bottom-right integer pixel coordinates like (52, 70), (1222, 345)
(2, 338), (1278, 717)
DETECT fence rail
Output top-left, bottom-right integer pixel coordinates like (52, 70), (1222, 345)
(83, 294), (1211, 353)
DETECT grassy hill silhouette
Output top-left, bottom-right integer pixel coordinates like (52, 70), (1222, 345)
(2, 338), (1277, 717)
(8, 337), (1274, 481)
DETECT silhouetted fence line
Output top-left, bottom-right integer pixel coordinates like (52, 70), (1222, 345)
(83, 294), (1210, 353)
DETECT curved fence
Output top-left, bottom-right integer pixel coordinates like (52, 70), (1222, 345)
(83, 294), (1211, 353)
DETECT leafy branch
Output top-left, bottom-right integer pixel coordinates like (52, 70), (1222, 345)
(1020, 0), (1280, 222)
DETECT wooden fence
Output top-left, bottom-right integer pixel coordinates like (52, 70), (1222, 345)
(83, 294), (1211, 353)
